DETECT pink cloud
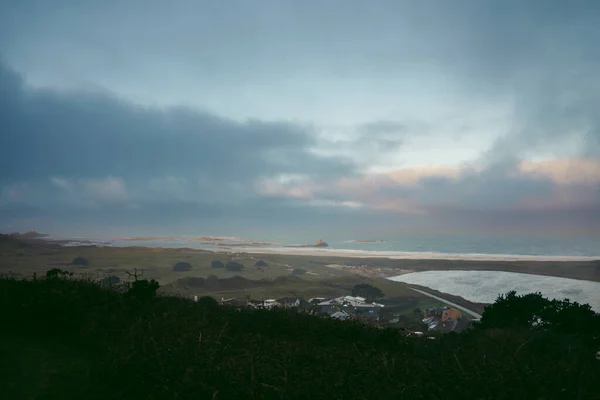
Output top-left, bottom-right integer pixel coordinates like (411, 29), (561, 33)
(254, 159), (600, 215)
(517, 158), (600, 185)
(386, 166), (461, 186)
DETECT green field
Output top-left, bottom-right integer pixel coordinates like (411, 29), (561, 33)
(0, 239), (457, 312)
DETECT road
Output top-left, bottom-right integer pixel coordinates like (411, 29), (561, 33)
(409, 287), (482, 319)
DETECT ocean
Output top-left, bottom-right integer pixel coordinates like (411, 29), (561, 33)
(60, 232), (600, 261)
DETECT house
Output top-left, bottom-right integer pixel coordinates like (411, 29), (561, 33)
(331, 310), (352, 321)
(424, 307), (462, 321)
(263, 299), (281, 309)
(343, 295), (366, 304)
(318, 296), (374, 308)
(247, 299), (264, 309)
(220, 297), (247, 307)
(422, 307), (469, 332)
(353, 306), (382, 320)
(276, 297), (301, 308)
(442, 308), (462, 322)
(296, 299), (312, 311)
(316, 295), (385, 321)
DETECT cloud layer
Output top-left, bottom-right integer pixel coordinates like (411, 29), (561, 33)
(1, 1), (599, 237)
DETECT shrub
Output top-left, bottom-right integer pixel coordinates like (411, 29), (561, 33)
(172, 261), (193, 272)
(292, 268), (307, 276)
(46, 268), (73, 280)
(100, 275), (121, 287)
(71, 256), (89, 267)
(125, 279), (160, 301)
(351, 283), (385, 301)
(197, 296), (219, 310)
(2, 274), (600, 399)
(225, 261), (244, 272)
(211, 260), (225, 268)
(255, 260), (268, 267)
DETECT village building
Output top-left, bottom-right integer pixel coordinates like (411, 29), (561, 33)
(422, 307), (471, 332)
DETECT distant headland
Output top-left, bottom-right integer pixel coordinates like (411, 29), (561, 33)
(346, 239), (387, 243)
(7, 231), (49, 239)
(286, 239), (329, 248)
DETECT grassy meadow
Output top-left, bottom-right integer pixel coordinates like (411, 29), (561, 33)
(0, 237), (459, 313)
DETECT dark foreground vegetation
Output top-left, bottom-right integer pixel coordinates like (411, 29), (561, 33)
(0, 271), (599, 399)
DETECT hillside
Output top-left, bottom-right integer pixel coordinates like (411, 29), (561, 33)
(1, 275), (599, 399)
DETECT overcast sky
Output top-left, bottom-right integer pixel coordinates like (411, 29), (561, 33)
(1, 0), (599, 238)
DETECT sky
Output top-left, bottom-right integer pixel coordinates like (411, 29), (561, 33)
(1, 0), (599, 239)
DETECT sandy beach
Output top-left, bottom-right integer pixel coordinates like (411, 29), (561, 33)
(214, 246), (600, 263)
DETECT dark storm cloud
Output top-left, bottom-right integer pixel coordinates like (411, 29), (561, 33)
(0, 61), (354, 188)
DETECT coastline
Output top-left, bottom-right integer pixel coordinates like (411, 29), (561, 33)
(212, 246), (600, 263)
(38, 234), (600, 263)
(10, 235), (599, 282)
(3, 235), (598, 312)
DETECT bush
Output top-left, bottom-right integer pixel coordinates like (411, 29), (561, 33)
(46, 268), (73, 280)
(351, 283), (385, 301)
(255, 260), (268, 267)
(225, 261), (244, 272)
(1, 274), (600, 399)
(100, 275), (121, 287)
(125, 279), (160, 301)
(196, 296), (219, 310)
(71, 256), (89, 267)
(172, 261), (193, 272)
(292, 268), (307, 276)
(211, 260), (225, 269)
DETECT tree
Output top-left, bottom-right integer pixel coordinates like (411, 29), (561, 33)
(351, 283), (384, 301)
(226, 261), (244, 272)
(478, 291), (548, 329)
(123, 268), (160, 301)
(478, 291), (600, 345)
(211, 260), (225, 269)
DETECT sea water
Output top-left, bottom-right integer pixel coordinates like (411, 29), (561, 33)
(58, 232), (600, 260)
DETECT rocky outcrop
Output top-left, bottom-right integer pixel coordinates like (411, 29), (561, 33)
(286, 239), (329, 248)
